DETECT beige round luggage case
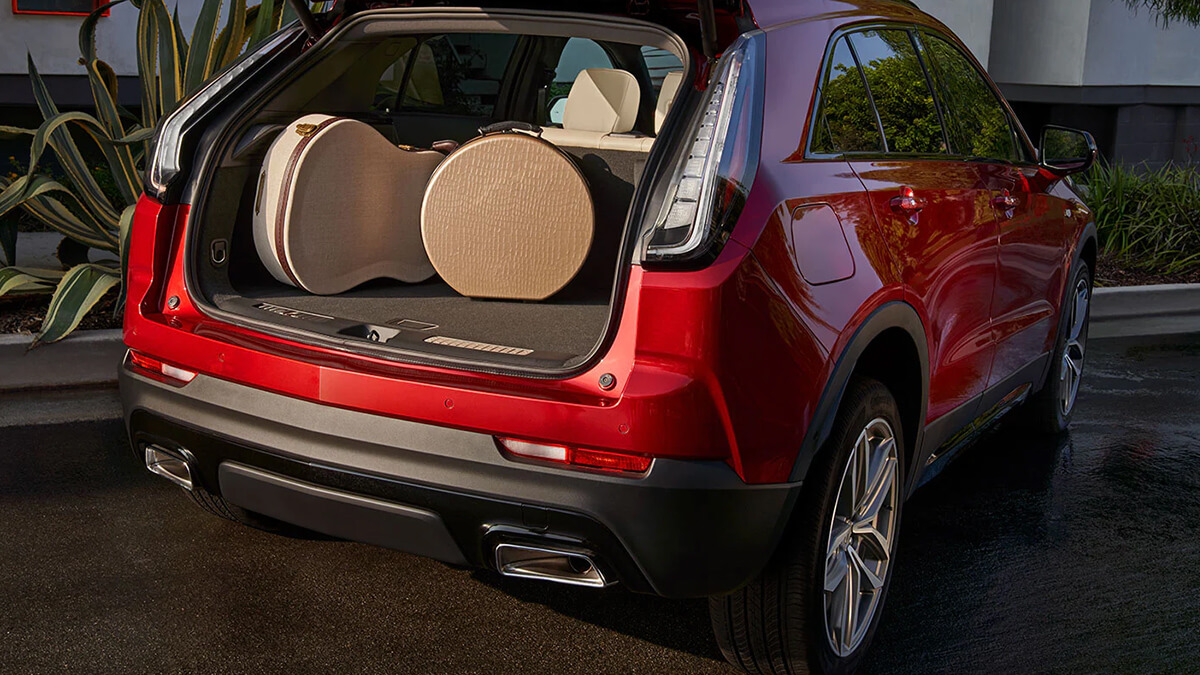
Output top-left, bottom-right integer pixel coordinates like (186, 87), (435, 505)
(252, 114), (443, 295)
(421, 131), (594, 301)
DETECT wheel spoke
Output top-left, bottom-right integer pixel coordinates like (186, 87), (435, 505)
(852, 522), (891, 560)
(856, 454), (895, 523)
(841, 562), (858, 651)
(825, 550), (849, 592)
(1071, 286), (1089, 339)
(848, 544), (885, 589)
(851, 432), (869, 512)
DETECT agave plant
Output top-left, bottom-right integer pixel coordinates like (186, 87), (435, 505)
(0, 0), (292, 346)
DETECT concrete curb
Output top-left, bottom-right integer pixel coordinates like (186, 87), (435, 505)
(0, 329), (125, 392)
(1091, 283), (1200, 340)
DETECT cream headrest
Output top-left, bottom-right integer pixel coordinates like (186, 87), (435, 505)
(655, 71), (685, 134)
(563, 68), (641, 134)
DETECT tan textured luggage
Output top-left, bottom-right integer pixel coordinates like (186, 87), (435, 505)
(252, 114), (443, 295)
(421, 128), (594, 301)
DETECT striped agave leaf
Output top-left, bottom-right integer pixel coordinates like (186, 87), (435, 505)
(0, 267), (66, 298)
(2, 0), (285, 346)
(80, 1), (143, 204)
(31, 263), (121, 347)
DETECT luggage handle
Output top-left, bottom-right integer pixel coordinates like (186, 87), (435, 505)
(478, 121), (543, 136)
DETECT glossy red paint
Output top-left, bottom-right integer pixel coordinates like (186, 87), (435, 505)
(124, 0), (1092, 489)
(851, 158), (999, 422)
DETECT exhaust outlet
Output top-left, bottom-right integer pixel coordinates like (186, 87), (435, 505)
(494, 543), (610, 588)
(144, 444), (194, 491)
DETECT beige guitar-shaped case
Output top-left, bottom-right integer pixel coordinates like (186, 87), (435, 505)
(252, 114), (443, 295)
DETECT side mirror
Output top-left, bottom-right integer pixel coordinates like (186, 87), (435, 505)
(546, 95), (568, 126)
(1040, 125), (1098, 176)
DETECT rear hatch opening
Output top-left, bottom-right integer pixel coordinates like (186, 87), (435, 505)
(182, 8), (701, 374)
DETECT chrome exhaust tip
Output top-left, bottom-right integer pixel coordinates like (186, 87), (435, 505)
(494, 543), (610, 588)
(144, 444), (194, 491)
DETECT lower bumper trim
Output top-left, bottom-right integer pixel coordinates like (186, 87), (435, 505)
(219, 462), (468, 566)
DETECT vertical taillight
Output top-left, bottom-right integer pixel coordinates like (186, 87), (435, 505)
(645, 31), (765, 266)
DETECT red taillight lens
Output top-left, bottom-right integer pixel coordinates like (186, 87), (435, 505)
(127, 350), (197, 384)
(497, 438), (651, 475)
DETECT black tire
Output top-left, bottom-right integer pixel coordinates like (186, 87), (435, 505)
(1021, 260), (1092, 435)
(710, 377), (906, 675)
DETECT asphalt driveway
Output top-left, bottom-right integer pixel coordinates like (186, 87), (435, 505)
(2, 333), (1198, 673)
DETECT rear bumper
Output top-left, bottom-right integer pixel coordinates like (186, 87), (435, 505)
(120, 362), (801, 598)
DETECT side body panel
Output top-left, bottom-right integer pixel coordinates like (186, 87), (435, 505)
(978, 163), (1071, 387)
(850, 159), (998, 423)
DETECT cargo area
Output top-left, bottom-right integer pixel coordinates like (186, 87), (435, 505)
(187, 11), (691, 370)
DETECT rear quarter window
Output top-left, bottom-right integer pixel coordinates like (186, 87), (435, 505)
(810, 36), (885, 154)
(848, 29), (946, 155)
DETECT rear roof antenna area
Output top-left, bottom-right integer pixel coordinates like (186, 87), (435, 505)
(697, 0), (719, 60)
(286, 0), (323, 40)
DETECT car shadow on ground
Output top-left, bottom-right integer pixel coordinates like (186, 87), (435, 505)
(460, 419), (1071, 670)
(468, 567), (729, 663)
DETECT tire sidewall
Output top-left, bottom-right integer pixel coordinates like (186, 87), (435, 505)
(1047, 260), (1093, 431)
(803, 381), (906, 675)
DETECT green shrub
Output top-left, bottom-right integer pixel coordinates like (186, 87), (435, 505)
(1083, 162), (1200, 275)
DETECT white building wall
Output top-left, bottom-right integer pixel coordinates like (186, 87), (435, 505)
(916, 0), (994, 67)
(1082, 0), (1200, 87)
(987, 0), (1092, 86)
(0, 1), (208, 77)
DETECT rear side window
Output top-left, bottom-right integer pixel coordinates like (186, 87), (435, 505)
(848, 29), (945, 155)
(641, 45), (685, 96)
(811, 37), (884, 154)
(921, 34), (1019, 162)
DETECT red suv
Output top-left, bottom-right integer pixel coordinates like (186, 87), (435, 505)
(122, 1), (1098, 671)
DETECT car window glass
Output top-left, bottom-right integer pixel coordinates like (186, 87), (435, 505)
(641, 45), (684, 96)
(810, 36), (884, 154)
(849, 29), (945, 155)
(923, 34), (1018, 162)
(372, 39), (420, 112)
(399, 33), (519, 117)
(548, 38), (616, 125)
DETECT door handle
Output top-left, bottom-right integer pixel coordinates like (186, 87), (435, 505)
(890, 186), (927, 214)
(992, 191), (1020, 210)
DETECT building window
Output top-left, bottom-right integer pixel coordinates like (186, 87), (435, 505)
(12, 0), (108, 17)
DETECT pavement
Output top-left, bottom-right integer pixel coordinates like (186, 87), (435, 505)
(1, 334), (1199, 673)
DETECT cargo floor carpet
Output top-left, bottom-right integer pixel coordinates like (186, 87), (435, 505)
(221, 279), (611, 360)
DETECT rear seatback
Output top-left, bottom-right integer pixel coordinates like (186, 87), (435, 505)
(541, 69), (659, 290)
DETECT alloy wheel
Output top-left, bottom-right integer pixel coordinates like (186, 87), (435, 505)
(1059, 278), (1090, 416)
(823, 418), (899, 657)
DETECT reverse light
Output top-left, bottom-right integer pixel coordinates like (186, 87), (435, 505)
(645, 31), (765, 265)
(497, 438), (652, 474)
(146, 29), (298, 202)
(128, 350), (197, 384)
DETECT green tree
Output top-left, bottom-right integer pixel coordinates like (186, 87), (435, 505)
(1125, 0), (1200, 26)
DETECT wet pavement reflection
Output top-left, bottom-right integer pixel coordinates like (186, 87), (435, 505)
(1, 334), (1197, 673)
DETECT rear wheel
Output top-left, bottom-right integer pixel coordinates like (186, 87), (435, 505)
(1022, 260), (1091, 434)
(710, 377), (905, 674)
